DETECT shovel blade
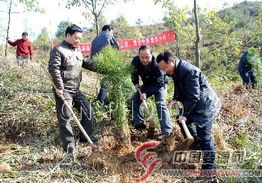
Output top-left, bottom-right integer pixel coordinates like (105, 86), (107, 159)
(173, 138), (194, 151)
(147, 127), (155, 139)
(146, 119), (155, 139)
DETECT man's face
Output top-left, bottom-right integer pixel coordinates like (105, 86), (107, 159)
(67, 32), (82, 46)
(139, 49), (152, 66)
(158, 60), (175, 75)
(22, 35), (28, 41)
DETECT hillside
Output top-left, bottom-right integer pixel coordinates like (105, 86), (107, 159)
(0, 54), (261, 183)
(1, 1), (262, 182)
(219, 1), (262, 19)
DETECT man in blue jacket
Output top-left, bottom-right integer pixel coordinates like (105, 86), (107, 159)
(131, 46), (173, 138)
(91, 25), (119, 58)
(91, 25), (120, 105)
(156, 51), (221, 170)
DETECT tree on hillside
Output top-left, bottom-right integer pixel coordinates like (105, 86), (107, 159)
(34, 27), (51, 51)
(154, 0), (201, 67)
(65, 0), (117, 36)
(55, 20), (72, 40)
(0, 0), (44, 57)
(218, 1), (262, 48)
(110, 15), (143, 39)
(163, 4), (194, 59)
(193, 0), (201, 68)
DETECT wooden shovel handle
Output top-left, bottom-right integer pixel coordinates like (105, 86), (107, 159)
(41, 64), (96, 149)
(179, 119), (194, 142)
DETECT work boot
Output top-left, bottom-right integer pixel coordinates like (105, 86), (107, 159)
(134, 123), (147, 130)
(79, 135), (100, 143)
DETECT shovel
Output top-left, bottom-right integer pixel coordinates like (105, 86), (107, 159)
(172, 101), (194, 151)
(41, 65), (99, 152)
(137, 88), (155, 139)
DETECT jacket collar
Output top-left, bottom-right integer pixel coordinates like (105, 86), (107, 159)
(62, 40), (76, 49)
(172, 58), (182, 80)
(166, 58), (181, 78)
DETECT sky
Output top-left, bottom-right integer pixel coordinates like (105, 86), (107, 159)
(0, 0), (261, 42)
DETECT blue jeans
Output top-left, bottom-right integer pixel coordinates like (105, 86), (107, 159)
(131, 85), (172, 134)
(178, 118), (216, 169)
(17, 56), (29, 65)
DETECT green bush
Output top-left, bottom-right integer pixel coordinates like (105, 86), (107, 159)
(93, 46), (134, 127)
(247, 47), (262, 86)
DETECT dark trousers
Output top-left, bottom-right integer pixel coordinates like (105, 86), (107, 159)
(97, 87), (107, 105)
(240, 70), (256, 87)
(54, 90), (94, 151)
(178, 118), (216, 170)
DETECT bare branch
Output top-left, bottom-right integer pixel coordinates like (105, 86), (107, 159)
(97, 0), (106, 17)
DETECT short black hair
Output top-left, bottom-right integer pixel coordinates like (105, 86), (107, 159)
(138, 45), (151, 53)
(156, 51), (174, 64)
(102, 25), (112, 31)
(65, 24), (83, 37)
(22, 32), (28, 36)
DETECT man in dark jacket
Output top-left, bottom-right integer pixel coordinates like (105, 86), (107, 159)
(91, 25), (120, 105)
(238, 47), (261, 88)
(91, 25), (119, 58)
(7, 32), (33, 65)
(156, 51), (221, 170)
(49, 24), (98, 154)
(131, 46), (173, 137)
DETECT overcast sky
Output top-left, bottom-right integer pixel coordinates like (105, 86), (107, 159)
(0, 0), (260, 42)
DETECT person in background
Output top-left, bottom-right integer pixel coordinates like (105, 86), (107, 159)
(238, 46), (261, 88)
(91, 24), (120, 105)
(7, 32), (33, 65)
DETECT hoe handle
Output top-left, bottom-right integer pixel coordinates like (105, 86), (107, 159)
(179, 119), (194, 142)
(41, 65), (97, 149)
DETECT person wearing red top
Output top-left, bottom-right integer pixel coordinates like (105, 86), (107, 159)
(7, 32), (33, 65)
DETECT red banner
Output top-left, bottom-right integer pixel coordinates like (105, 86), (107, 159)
(52, 30), (175, 55)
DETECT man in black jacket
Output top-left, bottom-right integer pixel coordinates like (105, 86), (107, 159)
(91, 25), (120, 105)
(156, 51), (221, 170)
(131, 46), (173, 137)
(49, 24), (99, 154)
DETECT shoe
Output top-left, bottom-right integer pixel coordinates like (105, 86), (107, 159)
(155, 133), (171, 141)
(79, 135), (100, 143)
(67, 145), (77, 155)
(134, 123), (147, 130)
(90, 135), (99, 143)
